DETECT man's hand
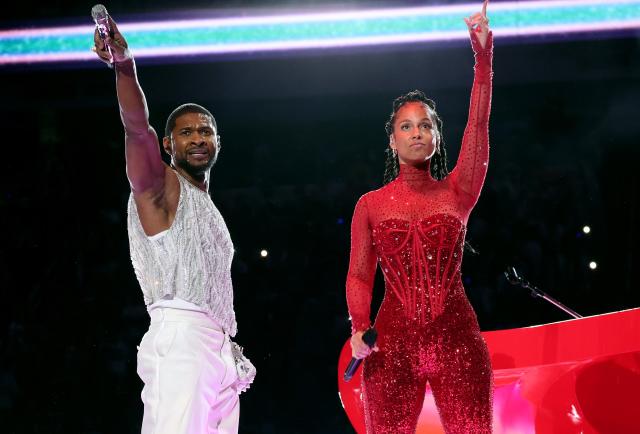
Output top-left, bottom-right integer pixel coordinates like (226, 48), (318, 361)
(92, 16), (131, 65)
(350, 331), (379, 359)
(464, 0), (490, 49)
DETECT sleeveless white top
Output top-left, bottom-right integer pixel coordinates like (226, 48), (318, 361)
(127, 172), (237, 336)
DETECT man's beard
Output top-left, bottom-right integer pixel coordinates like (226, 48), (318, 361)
(174, 149), (218, 177)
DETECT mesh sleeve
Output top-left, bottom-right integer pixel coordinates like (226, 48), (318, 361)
(345, 195), (378, 334)
(450, 31), (494, 208)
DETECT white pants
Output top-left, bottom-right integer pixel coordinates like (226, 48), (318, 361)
(137, 308), (239, 434)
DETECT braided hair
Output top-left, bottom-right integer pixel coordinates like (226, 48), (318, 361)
(383, 90), (449, 185)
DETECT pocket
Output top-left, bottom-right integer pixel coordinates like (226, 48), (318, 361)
(154, 323), (178, 357)
(136, 330), (153, 382)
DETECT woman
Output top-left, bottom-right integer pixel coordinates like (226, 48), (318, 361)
(346, 2), (494, 433)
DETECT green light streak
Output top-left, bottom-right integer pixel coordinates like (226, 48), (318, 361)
(1, 2), (639, 60)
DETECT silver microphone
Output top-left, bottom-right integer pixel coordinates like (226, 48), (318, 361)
(91, 4), (113, 64)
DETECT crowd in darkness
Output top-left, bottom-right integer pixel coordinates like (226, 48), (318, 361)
(1, 6), (639, 432)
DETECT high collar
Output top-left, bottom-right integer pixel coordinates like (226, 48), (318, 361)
(397, 162), (435, 188)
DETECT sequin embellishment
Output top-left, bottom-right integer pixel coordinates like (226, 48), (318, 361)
(345, 31), (495, 434)
(372, 215), (465, 323)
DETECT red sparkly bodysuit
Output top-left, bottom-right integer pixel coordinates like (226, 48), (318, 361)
(346, 32), (493, 434)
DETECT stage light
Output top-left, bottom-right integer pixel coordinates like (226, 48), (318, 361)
(582, 225), (591, 234)
(1, 1), (640, 65)
(260, 249), (268, 258)
(589, 261), (597, 270)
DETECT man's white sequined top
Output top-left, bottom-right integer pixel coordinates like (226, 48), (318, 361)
(127, 172), (237, 336)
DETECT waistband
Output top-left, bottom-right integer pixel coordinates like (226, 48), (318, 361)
(148, 307), (225, 333)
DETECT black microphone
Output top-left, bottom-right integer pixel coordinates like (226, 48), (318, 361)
(344, 328), (377, 382)
(91, 4), (113, 66)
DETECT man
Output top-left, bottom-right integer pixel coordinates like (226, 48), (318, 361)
(93, 14), (254, 434)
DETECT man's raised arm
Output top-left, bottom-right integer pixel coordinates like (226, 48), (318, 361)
(93, 16), (166, 196)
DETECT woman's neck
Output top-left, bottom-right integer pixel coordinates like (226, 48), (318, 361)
(397, 161), (435, 188)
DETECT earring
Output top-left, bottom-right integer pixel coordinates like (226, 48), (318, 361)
(392, 148), (397, 158)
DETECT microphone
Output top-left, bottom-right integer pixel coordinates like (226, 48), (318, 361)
(344, 328), (377, 382)
(504, 266), (520, 285)
(91, 4), (113, 65)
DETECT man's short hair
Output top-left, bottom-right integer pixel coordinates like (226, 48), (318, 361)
(164, 103), (217, 137)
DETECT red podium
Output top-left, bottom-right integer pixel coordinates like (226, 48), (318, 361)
(338, 308), (640, 434)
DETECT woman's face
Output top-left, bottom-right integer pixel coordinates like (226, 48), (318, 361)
(390, 102), (439, 166)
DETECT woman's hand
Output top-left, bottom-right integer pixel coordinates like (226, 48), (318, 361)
(350, 331), (379, 359)
(464, 0), (490, 49)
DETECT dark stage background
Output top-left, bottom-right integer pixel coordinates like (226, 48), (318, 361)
(1, 1), (639, 433)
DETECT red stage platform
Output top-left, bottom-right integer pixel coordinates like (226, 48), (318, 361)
(338, 308), (640, 434)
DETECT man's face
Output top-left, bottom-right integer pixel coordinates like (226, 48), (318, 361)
(164, 112), (219, 176)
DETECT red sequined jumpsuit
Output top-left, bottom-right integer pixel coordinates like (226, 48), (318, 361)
(346, 32), (494, 434)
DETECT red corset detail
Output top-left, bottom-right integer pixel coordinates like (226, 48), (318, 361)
(372, 214), (465, 324)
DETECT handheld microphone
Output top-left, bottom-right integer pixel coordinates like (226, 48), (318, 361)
(91, 4), (113, 65)
(344, 328), (377, 382)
